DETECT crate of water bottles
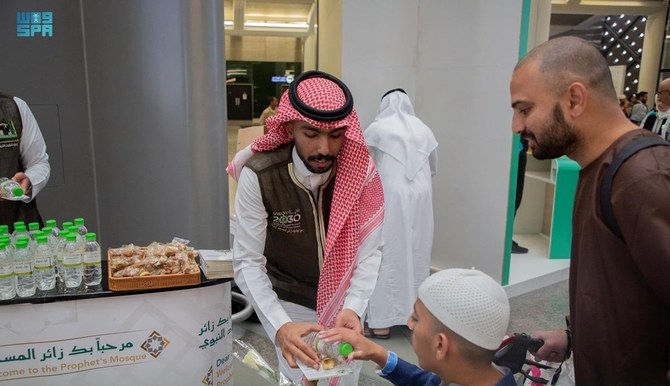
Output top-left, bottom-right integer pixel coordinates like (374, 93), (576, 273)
(0, 218), (103, 300)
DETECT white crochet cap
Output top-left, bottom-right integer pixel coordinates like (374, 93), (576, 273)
(418, 268), (510, 350)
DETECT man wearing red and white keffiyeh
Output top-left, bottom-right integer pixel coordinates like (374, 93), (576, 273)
(230, 71), (384, 385)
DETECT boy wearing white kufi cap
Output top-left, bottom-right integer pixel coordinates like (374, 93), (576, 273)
(320, 268), (515, 386)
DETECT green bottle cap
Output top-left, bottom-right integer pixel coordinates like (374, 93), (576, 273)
(0, 242), (6, 250)
(67, 226), (79, 234)
(0, 225), (8, 234)
(66, 234), (76, 242)
(14, 223), (27, 232)
(16, 240), (28, 249)
(74, 218), (85, 226)
(33, 230), (44, 239)
(42, 226), (52, 233)
(59, 230), (70, 238)
(0, 235), (10, 242)
(85, 232), (96, 241)
(62, 221), (73, 230)
(46, 219), (57, 228)
(36, 235), (48, 244)
(11, 187), (24, 197)
(16, 235), (29, 243)
(339, 342), (353, 357)
(28, 222), (40, 231)
(13, 221), (25, 229)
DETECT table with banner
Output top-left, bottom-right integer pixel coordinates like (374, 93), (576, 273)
(0, 265), (232, 386)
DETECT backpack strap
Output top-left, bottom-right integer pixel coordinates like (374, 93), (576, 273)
(600, 136), (670, 240)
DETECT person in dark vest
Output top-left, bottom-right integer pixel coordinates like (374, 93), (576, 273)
(510, 36), (670, 385)
(227, 71), (384, 386)
(0, 93), (50, 232)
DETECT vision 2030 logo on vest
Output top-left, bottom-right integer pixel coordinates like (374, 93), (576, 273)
(16, 11), (53, 38)
(0, 120), (19, 149)
(271, 209), (303, 234)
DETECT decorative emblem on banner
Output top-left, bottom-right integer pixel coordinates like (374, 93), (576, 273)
(140, 331), (170, 358)
(202, 365), (213, 385)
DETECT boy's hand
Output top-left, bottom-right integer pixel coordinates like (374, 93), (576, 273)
(318, 327), (388, 368)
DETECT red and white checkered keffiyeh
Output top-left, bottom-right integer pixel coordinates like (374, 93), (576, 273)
(228, 75), (384, 329)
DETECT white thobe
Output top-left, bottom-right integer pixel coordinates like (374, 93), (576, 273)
(232, 146), (382, 385)
(364, 90), (438, 328)
(14, 97), (50, 202)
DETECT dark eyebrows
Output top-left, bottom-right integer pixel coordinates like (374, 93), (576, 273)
(511, 100), (531, 110)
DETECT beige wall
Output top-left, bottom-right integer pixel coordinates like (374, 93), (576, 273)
(317, 0), (342, 77)
(225, 35), (303, 62)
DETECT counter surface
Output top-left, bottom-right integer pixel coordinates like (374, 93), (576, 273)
(0, 260), (229, 306)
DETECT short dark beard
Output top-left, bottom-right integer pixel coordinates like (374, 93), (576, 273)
(528, 103), (578, 160)
(298, 152), (336, 174)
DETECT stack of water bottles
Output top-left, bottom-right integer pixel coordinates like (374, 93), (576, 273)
(0, 218), (102, 300)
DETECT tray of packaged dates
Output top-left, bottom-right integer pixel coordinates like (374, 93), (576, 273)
(107, 240), (201, 291)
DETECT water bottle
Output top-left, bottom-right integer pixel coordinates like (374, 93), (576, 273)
(28, 222), (41, 239)
(15, 235), (33, 254)
(12, 222), (27, 242)
(61, 221), (74, 233)
(0, 235), (12, 257)
(33, 235), (56, 291)
(45, 219), (60, 237)
(302, 331), (354, 360)
(56, 230), (70, 279)
(83, 233), (102, 286)
(14, 240), (35, 297)
(0, 177), (24, 199)
(74, 218), (88, 236)
(67, 226), (84, 246)
(0, 242), (16, 300)
(62, 234), (83, 289)
(53, 230), (70, 289)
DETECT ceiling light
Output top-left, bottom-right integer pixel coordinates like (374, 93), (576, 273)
(244, 21), (309, 29)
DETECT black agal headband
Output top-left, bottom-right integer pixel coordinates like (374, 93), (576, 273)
(288, 70), (354, 122)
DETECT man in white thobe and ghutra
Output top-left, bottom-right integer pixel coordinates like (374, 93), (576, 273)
(363, 88), (438, 339)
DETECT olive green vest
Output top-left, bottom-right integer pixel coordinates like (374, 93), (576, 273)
(246, 144), (335, 309)
(0, 93), (42, 232)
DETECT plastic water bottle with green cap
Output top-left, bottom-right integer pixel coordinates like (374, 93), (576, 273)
(28, 222), (41, 239)
(45, 219), (60, 237)
(62, 233), (83, 289)
(74, 218), (88, 236)
(14, 239), (35, 297)
(55, 230), (70, 286)
(67, 225), (83, 246)
(12, 222), (28, 242)
(0, 242), (16, 300)
(0, 177), (24, 200)
(61, 221), (73, 234)
(34, 235), (56, 291)
(83, 233), (101, 286)
(302, 331), (354, 361)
